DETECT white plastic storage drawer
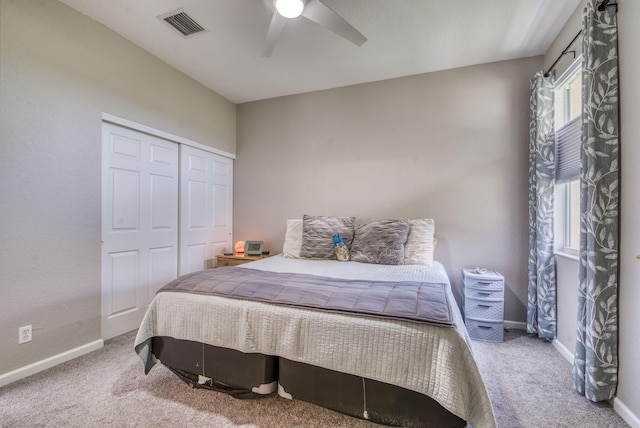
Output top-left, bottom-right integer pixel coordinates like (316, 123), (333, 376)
(464, 277), (503, 291)
(465, 317), (504, 342)
(464, 296), (504, 320)
(464, 286), (504, 300)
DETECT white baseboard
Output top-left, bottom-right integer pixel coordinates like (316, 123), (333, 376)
(613, 397), (640, 428)
(550, 342), (639, 428)
(552, 339), (574, 365)
(0, 339), (103, 388)
(504, 320), (526, 330)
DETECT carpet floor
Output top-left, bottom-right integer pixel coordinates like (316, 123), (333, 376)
(472, 329), (628, 427)
(0, 329), (629, 427)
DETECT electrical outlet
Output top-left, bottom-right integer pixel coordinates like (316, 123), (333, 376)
(19, 325), (32, 344)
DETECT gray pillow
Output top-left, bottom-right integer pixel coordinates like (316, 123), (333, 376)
(300, 215), (355, 259)
(350, 219), (410, 265)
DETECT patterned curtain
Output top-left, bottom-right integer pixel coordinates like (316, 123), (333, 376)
(527, 71), (556, 339)
(573, 0), (619, 402)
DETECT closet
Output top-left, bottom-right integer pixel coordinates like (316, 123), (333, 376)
(101, 121), (232, 340)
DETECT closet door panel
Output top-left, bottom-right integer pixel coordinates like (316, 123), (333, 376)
(102, 123), (179, 340)
(180, 145), (233, 274)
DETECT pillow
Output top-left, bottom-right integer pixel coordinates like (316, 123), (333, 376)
(282, 219), (303, 258)
(404, 218), (435, 266)
(300, 215), (355, 259)
(350, 219), (410, 265)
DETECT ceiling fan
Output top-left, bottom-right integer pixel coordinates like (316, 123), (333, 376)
(262, 0), (367, 57)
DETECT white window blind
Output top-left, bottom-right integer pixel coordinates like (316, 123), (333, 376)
(555, 116), (581, 183)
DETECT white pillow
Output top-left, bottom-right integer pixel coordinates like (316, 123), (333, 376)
(404, 218), (435, 266)
(282, 219), (303, 258)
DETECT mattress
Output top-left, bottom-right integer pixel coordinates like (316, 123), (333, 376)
(134, 255), (496, 428)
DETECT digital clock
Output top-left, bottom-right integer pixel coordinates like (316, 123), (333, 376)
(244, 240), (264, 256)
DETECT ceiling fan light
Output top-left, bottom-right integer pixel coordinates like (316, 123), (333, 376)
(275, 0), (304, 18)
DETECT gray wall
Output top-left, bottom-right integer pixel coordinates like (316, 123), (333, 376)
(547, 0), (640, 422)
(0, 0), (235, 375)
(235, 56), (543, 322)
(618, 0), (640, 418)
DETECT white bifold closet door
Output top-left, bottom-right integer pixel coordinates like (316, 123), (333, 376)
(101, 123), (179, 340)
(179, 145), (233, 275)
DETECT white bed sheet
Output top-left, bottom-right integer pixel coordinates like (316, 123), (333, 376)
(241, 254), (451, 283)
(134, 255), (496, 428)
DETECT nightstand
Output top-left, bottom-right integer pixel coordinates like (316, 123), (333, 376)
(216, 253), (270, 267)
(462, 268), (504, 342)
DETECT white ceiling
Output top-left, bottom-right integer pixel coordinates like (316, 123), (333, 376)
(59, 0), (582, 104)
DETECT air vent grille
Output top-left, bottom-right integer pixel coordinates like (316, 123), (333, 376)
(160, 10), (205, 37)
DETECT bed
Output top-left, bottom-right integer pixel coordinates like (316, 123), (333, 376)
(134, 217), (496, 428)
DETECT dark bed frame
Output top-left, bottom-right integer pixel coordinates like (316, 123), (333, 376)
(152, 336), (465, 427)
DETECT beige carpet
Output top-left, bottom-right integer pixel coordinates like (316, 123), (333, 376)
(472, 329), (628, 428)
(0, 329), (629, 427)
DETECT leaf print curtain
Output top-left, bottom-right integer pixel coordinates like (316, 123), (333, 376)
(573, 0), (619, 402)
(527, 71), (556, 339)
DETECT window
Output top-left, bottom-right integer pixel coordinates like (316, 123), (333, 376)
(554, 59), (582, 253)
(554, 66), (582, 126)
(567, 180), (580, 250)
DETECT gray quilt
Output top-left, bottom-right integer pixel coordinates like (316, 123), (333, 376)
(158, 267), (453, 327)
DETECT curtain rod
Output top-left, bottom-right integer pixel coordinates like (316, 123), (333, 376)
(597, 0), (618, 12)
(543, 0), (618, 77)
(544, 30), (582, 77)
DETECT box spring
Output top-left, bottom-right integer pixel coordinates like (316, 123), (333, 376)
(151, 336), (277, 397)
(278, 357), (465, 427)
(152, 337), (465, 427)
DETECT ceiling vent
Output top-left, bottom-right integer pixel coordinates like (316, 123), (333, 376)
(159, 9), (206, 37)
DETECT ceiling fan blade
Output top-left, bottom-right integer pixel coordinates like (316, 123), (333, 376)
(301, 0), (367, 47)
(262, 10), (287, 57)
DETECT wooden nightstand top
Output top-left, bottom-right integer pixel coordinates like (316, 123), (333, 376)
(216, 253), (270, 267)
